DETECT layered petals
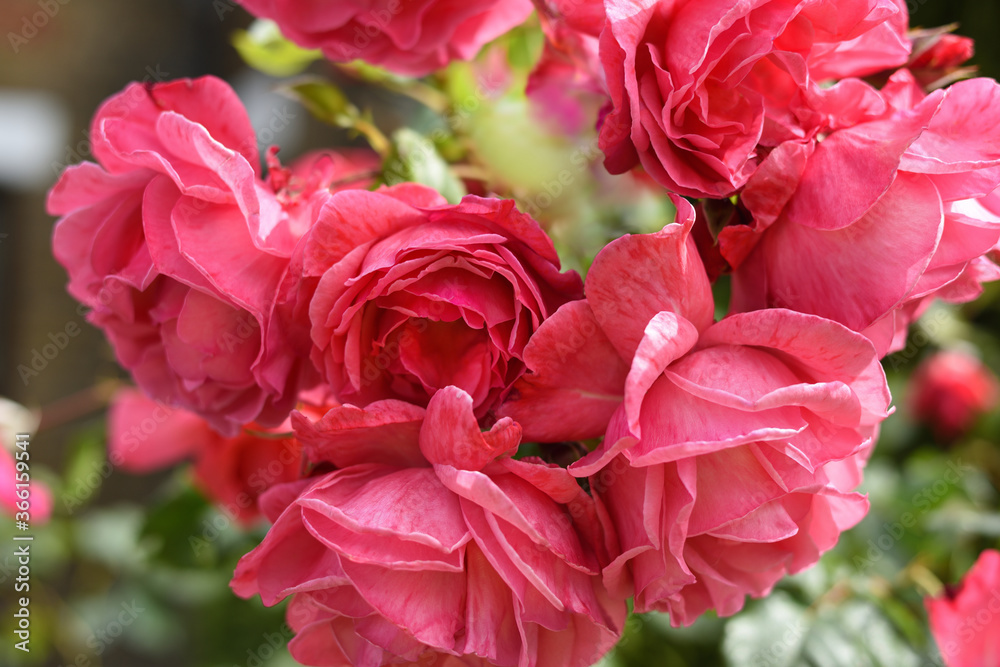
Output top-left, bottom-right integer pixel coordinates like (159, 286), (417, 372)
(729, 74), (1000, 357)
(297, 186), (583, 419)
(500, 211), (892, 624)
(234, 388), (625, 667)
(48, 76), (376, 434)
(598, 0), (910, 198)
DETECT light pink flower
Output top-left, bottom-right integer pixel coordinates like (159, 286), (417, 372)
(293, 185), (583, 419)
(234, 0), (533, 77)
(108, 387), (303, 524)
(48, 76), (377, 434)
(232, 387), (624, 667)
(0, 398), (51, 524)
(927, 549), (1000, 667)
(0, 447), (52, 525)
(910, 350), (999, 442)
(598, 0), (910, 198)
(500, 196), (891, 624)
(724, 72), (1000, 357)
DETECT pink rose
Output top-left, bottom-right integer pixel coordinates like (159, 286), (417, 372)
(926, 549), (1000, 667)
(293, 186), (583, 418)
(910, 350), (999, 442)
(500, 197), (891, 623)
(48, 76), (377, 434)
(231, 387), (624, 667)
(598, 0), (910, 198)
(234, 0), (533, 77)
(108, 388), (302, 523)
(725, 73), (1000, 357)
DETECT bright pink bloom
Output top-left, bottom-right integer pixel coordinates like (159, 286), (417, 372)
(48, 76), (377, 434)
(910, 350), (999, 441)
(927, 549), (1000, 667)
(598, 0), (910, 198)
(294, 185), (583, 418)
(500, 197), (891, 624)
(108, 388), (302, 524)
(1, 449), (52, 525)
(725, 73), (1000, 357)
(234, 0), (533, 77)
(232, 387), (624, 667)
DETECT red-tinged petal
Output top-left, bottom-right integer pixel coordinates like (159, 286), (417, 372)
(231, 508), (348, 605)
(739, 140), (815, 233)
(624, 311), (701, 438)
(46, 161), (151, 216)
(902, 78), (1000, 174)
(738, 173), (944, 334)
(107, 388), (212, 472)
(303, 189), (430, 275)
(698, 310), (891, 423)
(339, 560), (467, 651)
(420, 387), (520, 470)
(783, 95), (943, 231)
(460, 542), (520, 666)
(586, 196), (714, 359)
(497, 301), (628, 442)
(171, 195), (288, 320)
(621, 374), (809, 467)
(298, 466), (470, 558)
(148, 76), (260, 172)
(291, 401), (427, 469)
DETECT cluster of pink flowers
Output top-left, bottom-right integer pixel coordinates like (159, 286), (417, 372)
(46, 0), (1000, 665)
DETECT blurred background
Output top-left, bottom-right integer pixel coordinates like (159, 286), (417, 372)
(2, 1), (1000, 665)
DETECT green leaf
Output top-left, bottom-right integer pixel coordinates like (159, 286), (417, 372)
(280, 79), (391, 155)
(383, 128), (466, 204)
(723, 594), (921, 667)
(60, 429), (109, 515)
(281, 78), (358, 127)
(232, 19), (321, 77)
